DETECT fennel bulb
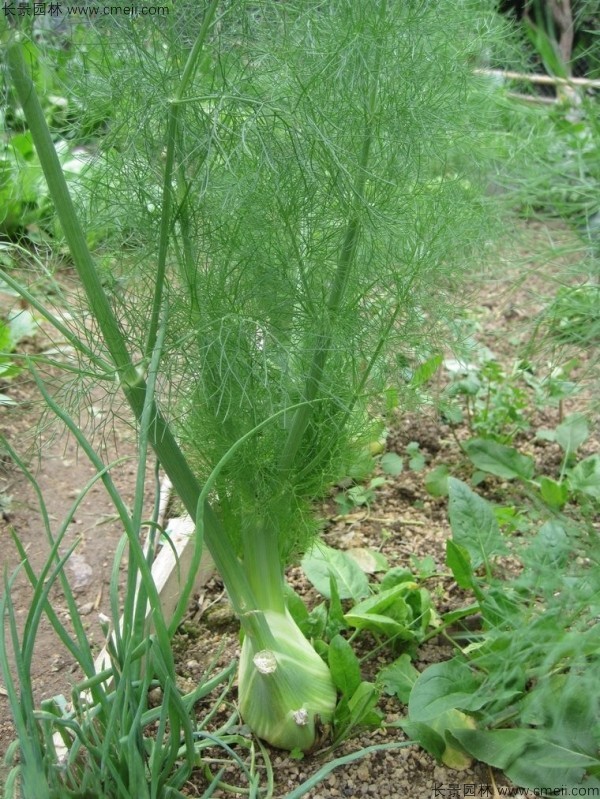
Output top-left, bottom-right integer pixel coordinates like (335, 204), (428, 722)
(238, 609), (336, 751)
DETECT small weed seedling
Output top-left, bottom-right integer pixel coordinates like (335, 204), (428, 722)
(335, 445), (425, 516)
(298, 543), (436, 749)
(461, 411), (600, 513)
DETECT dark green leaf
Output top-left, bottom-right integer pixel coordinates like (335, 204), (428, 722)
(379, 654), (419, 703)
(441, 604), (480, 626)
(379, 567), (415, 591)
(451, 728), (599, 789)
(463, 439), (535, 481)
(448, 727), (529, 769)
(332, 695), (351, 731)
(471, 470), (488, 486)
(448, 478), (507, 568)
(401, 720), (446, 760)
(408, 660), (483, 722)
(328, 635), (361, 698)
(284, 586), (309, 624)
(344, 610), (414, 640)
(525, 520), (570, 568)
(569, 455), (600, 500)
(445, 540), (474, 589)
(410, 354), (442, 388)
(326, 574), (348, 638)
(344, 582), (422, 637)
(347, 682), (381, 728)
(302, 544), (370, 601)
(539, 476), (568, 510)
(300, 602), (327, 639)
(424, 465), (450, 497)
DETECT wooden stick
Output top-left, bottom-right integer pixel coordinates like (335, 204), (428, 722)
(475, 67), (600, 90)
(506, 91), (558, 105)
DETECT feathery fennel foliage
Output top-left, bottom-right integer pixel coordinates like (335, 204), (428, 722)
(3, 0), (505, 755)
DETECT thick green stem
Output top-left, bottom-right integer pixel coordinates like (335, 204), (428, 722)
(243, 518), (286, 613)
(279, 149), (371, 474)
(278, 16), (385, 474)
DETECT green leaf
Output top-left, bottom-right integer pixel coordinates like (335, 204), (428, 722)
(347, 682), (381, 728)
(449, 375), (481, 397)
(424, 465), (450, 497)
(345, 582), (417, 619)
(451, 728), (599, 789)
(326, 574), (348, 639)
(381, 452), (404, 476)
(448, 727), (528, 769)
(432, 709), (476, 769)
(446, 540), (474, 589)
(344, 610), (414, 640)
(407, 587), (432, 634)
(345, 571), (428, 639)
(554, 413), (589, 455)
(471, 470), (488, 486)
(346, 547), (388, 574)
(408, 660), (483, 722)
(440, 402), (464, 425)
(328, 635), (361, 698)
(406, 443), (426, 472)
(302, 543), (370, 601)
(463, 438), (535, 481)
(539, 476), (568, 510)
(379, 654), (419, 703)
(284, 586), (309, 624)
(410, 353), (442, 388)
(0, 322), (12, 351)
(536, 428), (558, 443)
(379, 567), (415, 591)
(525, 520), (570, 568)
(524, 18), (569, 79)
(402, 721), (446, 760)
(301, 602), (327, 639)
(409, 555), (437, 579)
(448, 478), (507, 568)
(7, 309), (36, 347)
(569, 455), (600, 500)
(332, 695), (351, 732)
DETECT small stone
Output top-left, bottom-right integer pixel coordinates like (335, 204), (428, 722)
(148, 687), (163, 706)
(78, 602), (94, 615)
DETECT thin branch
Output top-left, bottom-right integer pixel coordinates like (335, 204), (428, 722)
(506, 91), (558, 105)
(475, 68), (600, 89)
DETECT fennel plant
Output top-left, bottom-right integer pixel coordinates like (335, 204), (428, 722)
(3, 0), (502, 753)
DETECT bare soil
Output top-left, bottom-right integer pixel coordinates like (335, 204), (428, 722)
(0, 220), (598, 797)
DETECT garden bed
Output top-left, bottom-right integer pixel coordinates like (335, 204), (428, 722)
(1, 219), (597, 796)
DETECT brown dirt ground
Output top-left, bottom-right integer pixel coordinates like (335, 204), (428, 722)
(0, 219), (598, 797)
